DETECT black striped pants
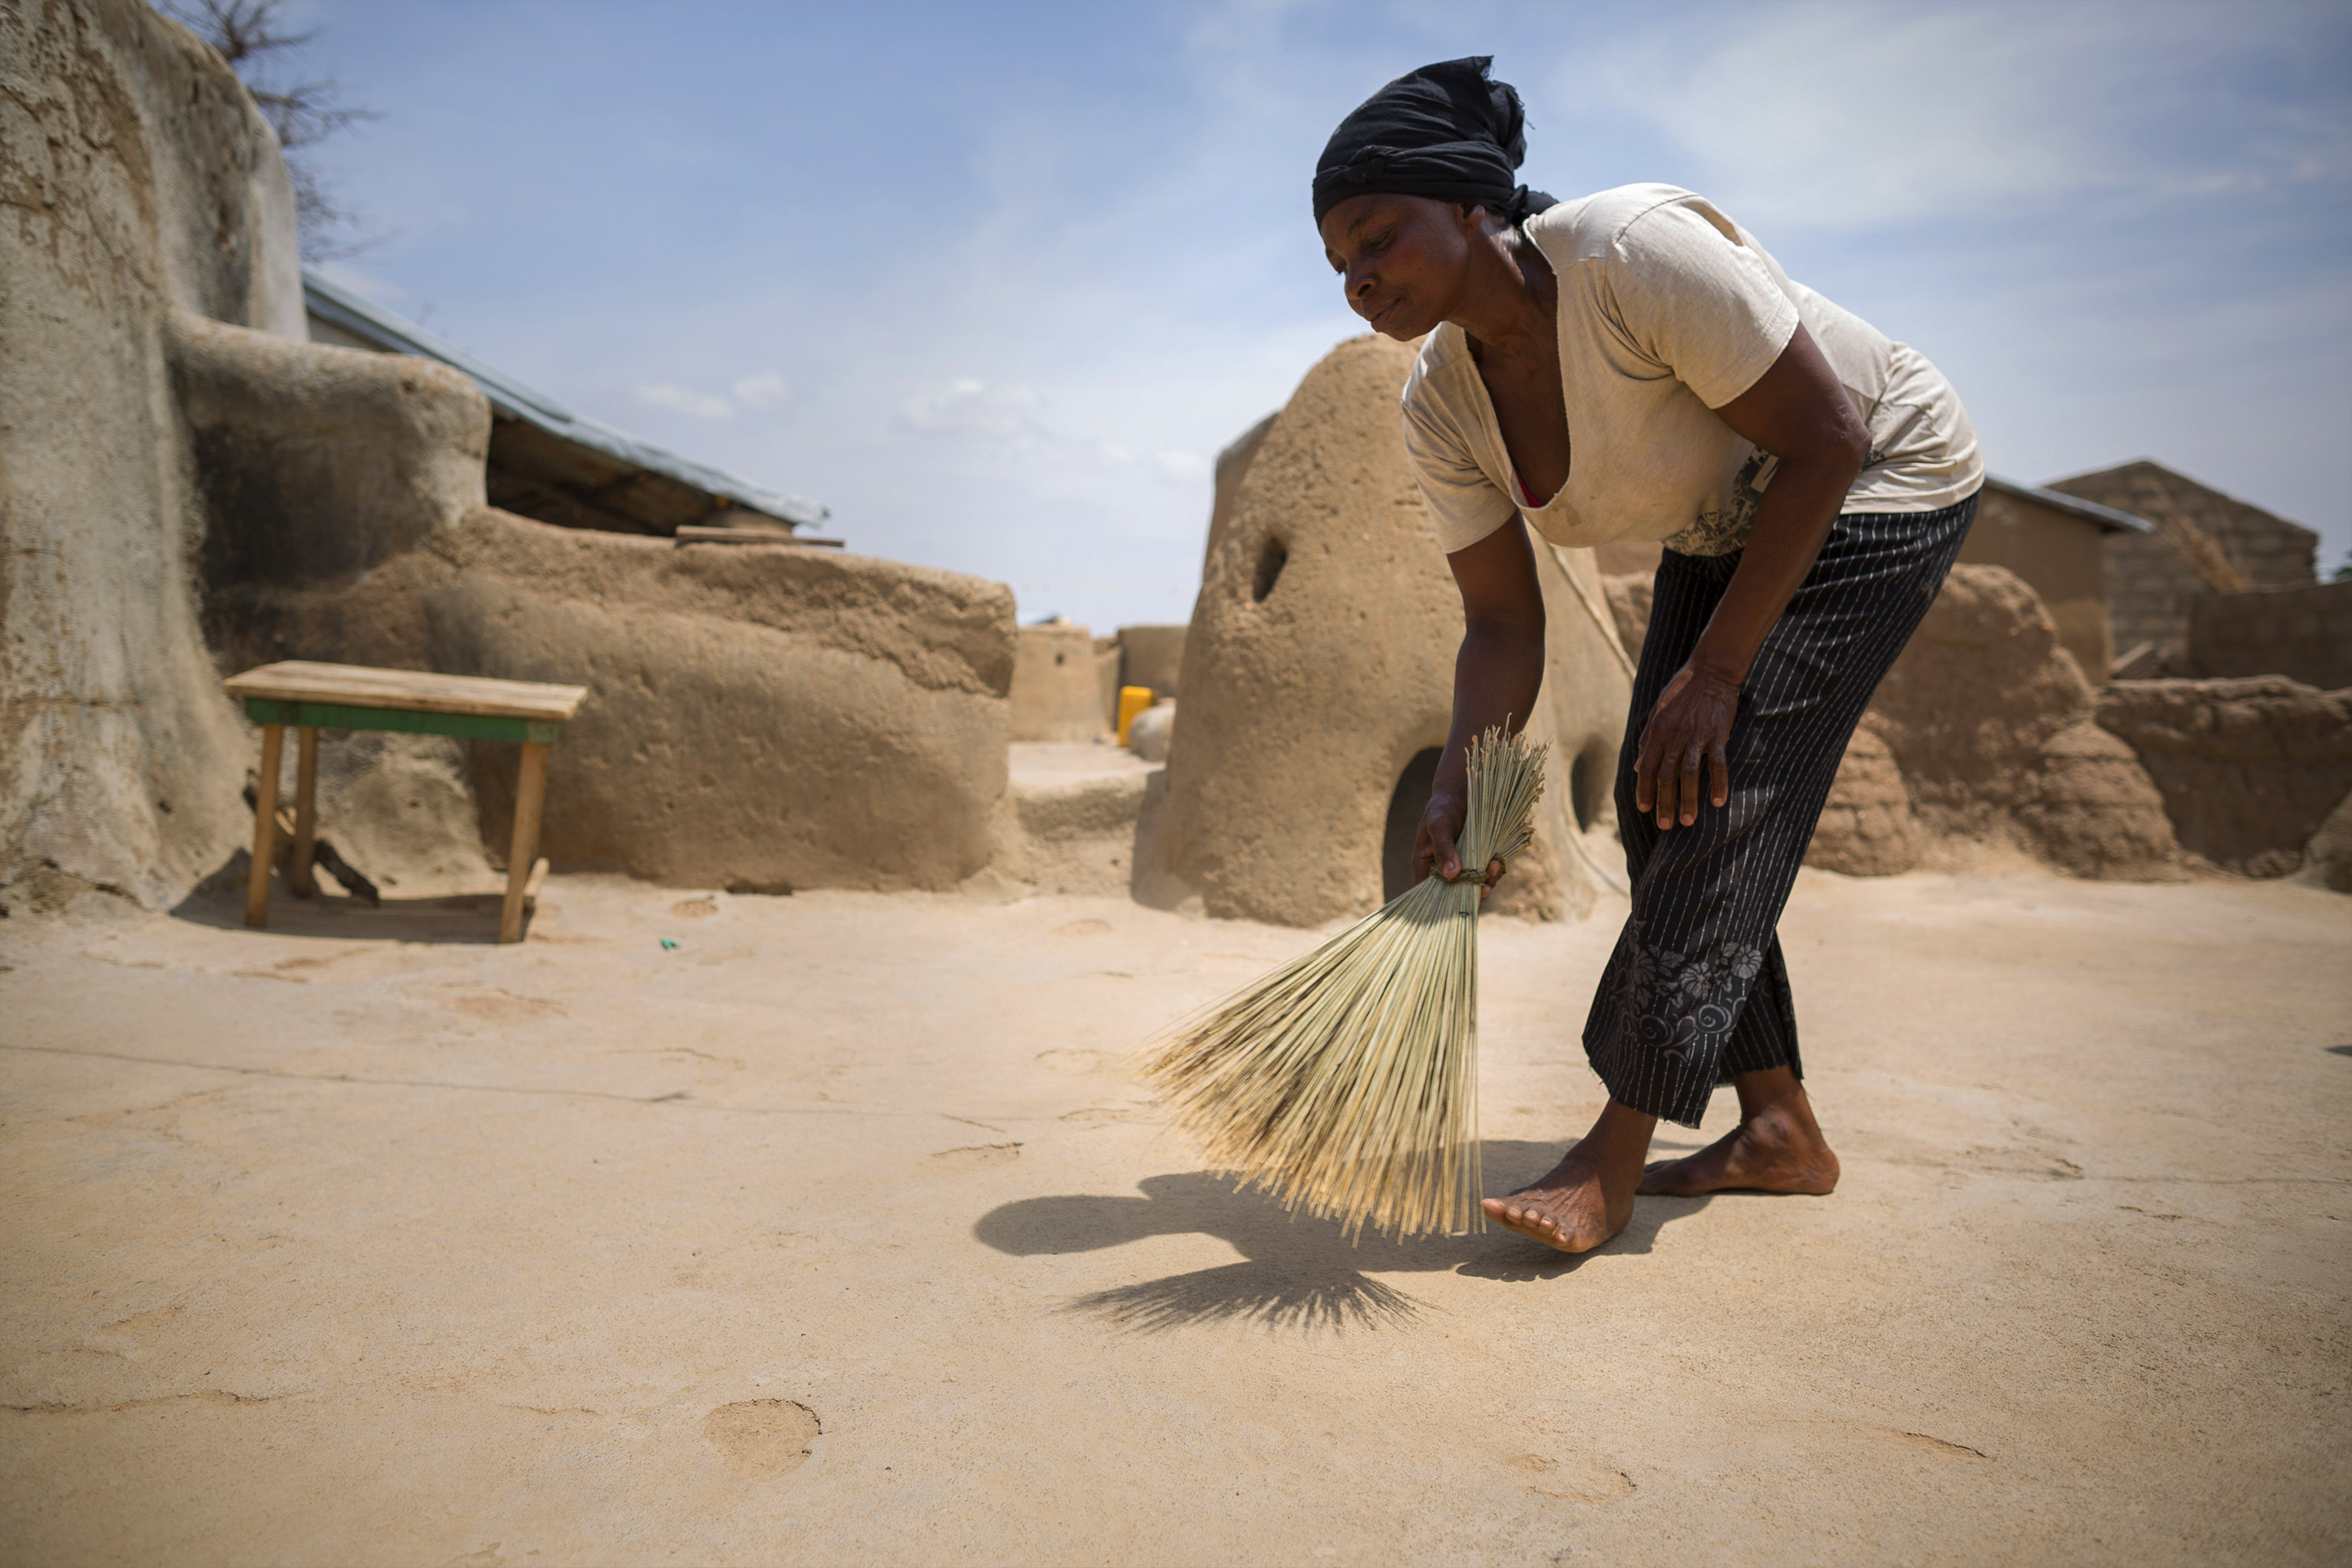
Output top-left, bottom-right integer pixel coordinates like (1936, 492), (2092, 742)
(1583, 492), (1979, 1127)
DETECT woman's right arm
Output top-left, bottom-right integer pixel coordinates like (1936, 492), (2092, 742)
(1413, 516), (1546, 888)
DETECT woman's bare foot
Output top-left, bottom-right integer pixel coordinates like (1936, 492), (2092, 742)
(1482, 1100), (1656, 1253)
(1637, 1067), (1840, 1196)
(1483, 1152), (1628, 1252)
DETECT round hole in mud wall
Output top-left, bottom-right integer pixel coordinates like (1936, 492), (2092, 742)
(1382, 748), (1443, 901)
(1252, 536), (1288, 603)
(1567, 740), (1613, 832)
(1054, 651), (1066, 665)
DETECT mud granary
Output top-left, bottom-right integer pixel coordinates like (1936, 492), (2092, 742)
(1156, 335), (1636, 927)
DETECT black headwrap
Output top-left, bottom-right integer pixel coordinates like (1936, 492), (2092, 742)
(1312, 57), (1554, 229)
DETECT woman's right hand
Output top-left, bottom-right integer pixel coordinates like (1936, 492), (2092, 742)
(1413, 789), (1504, 898)
(1417, 515), (1546, 903)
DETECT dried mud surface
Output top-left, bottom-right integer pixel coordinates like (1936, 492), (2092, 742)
(2, 872), (2347, 1565)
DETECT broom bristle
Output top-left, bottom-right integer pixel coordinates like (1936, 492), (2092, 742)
(1138, 727), (1546, 1241)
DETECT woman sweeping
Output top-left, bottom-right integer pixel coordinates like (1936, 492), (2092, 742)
(1315, 58), (1983, 1252)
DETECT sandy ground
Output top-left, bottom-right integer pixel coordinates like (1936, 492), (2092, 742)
(2, 867), (2347, 1566)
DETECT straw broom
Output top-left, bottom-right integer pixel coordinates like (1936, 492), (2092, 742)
(1139, 726), (1546, 1241)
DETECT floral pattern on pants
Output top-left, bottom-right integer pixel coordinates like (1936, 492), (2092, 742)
(1627, 928), (1766, 1069)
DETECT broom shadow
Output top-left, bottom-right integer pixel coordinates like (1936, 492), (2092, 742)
(973, 1139), (1713, 1334)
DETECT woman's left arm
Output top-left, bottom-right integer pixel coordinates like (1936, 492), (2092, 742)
(1633, 323), (1870, 831)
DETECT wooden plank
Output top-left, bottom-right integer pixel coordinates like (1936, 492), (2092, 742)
(239, 698), (561, 745)
(675, 525), (845, 548)
(501, 741), (550, 944)
(226, 661), (587, 723)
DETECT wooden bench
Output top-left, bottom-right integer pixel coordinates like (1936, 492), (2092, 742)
(224, 661), (588, 942)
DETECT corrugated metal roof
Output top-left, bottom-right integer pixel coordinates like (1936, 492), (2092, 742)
(301, 268), (828, 530)
(1983, 473), (2149, 534)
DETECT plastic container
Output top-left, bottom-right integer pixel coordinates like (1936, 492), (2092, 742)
(1115, 685), (1156, 746)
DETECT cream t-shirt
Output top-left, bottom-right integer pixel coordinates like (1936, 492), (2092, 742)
(1400, 184), (1982, 557)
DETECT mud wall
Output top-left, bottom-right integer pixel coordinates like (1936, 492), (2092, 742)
(2094, 676), (2352, 878)
(1, 0), (308, 905)
(174, 314), (489, 614)
(1861, 566), (2177, 879)
(1010, 624), (1105, 743)
(2187, 582), (2352, 693)
(246, 511), (1016, 893)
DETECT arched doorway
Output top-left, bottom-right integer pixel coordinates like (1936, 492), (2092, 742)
(1381, 747), (1443, 901)
(1566, 739), (1614, 833)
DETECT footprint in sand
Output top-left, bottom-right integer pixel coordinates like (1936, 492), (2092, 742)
(1060, 1103), (1160, 1123)
(704, 1398), (821, 1478)
(438, 991), (564, 1025)
(100, 1303), (184, 1347)
(928, 1143), (1021, 1169)
(1034, 1049), (1123, 1073)
(1503, 1453), (1636, 1504)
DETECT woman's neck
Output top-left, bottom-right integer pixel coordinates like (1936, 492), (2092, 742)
(1453, 226), (1555, 359)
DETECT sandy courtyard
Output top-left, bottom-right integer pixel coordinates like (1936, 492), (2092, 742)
(2, 868), (2347, 1566)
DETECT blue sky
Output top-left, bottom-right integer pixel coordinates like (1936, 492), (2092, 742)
(276, 0), (2350, 630)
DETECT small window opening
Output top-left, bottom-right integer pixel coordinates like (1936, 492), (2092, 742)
(1252, 536), (1288, 603)
(1382, 748), (1444, 901)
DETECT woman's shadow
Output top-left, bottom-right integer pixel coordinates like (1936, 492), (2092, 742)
(973, 1140), (1712, 1334)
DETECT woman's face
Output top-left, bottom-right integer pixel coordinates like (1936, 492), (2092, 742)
(1318, 193), (1481, 340)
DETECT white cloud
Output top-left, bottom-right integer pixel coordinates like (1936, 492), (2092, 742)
(733, 371), (791, 410)
(899, 377), (1048, 442)
(1565, 7), (2082, 231)
(1560, 1), (2349, 235)
(1155, 450), (1206, 481)
(633, 382), (733, 420)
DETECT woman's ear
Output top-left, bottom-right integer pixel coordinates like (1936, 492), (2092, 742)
(1455, 201), (1500, 239)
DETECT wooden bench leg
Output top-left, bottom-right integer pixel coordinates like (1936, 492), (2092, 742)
(246, 723), (283, 928)
(289, 726), (319, 898)
(500, 740), (549, 944)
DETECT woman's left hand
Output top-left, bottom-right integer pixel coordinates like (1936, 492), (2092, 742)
(1634, 663), (1740, 830)
(1628, 323), (1871, 832)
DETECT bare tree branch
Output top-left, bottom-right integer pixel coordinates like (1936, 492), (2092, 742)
(176, 0), (314, 61)
(163, 0), (382, 263)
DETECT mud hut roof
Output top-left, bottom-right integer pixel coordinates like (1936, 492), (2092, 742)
(1983, 474), (2150, 534)
(301, 267), (828, 534)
